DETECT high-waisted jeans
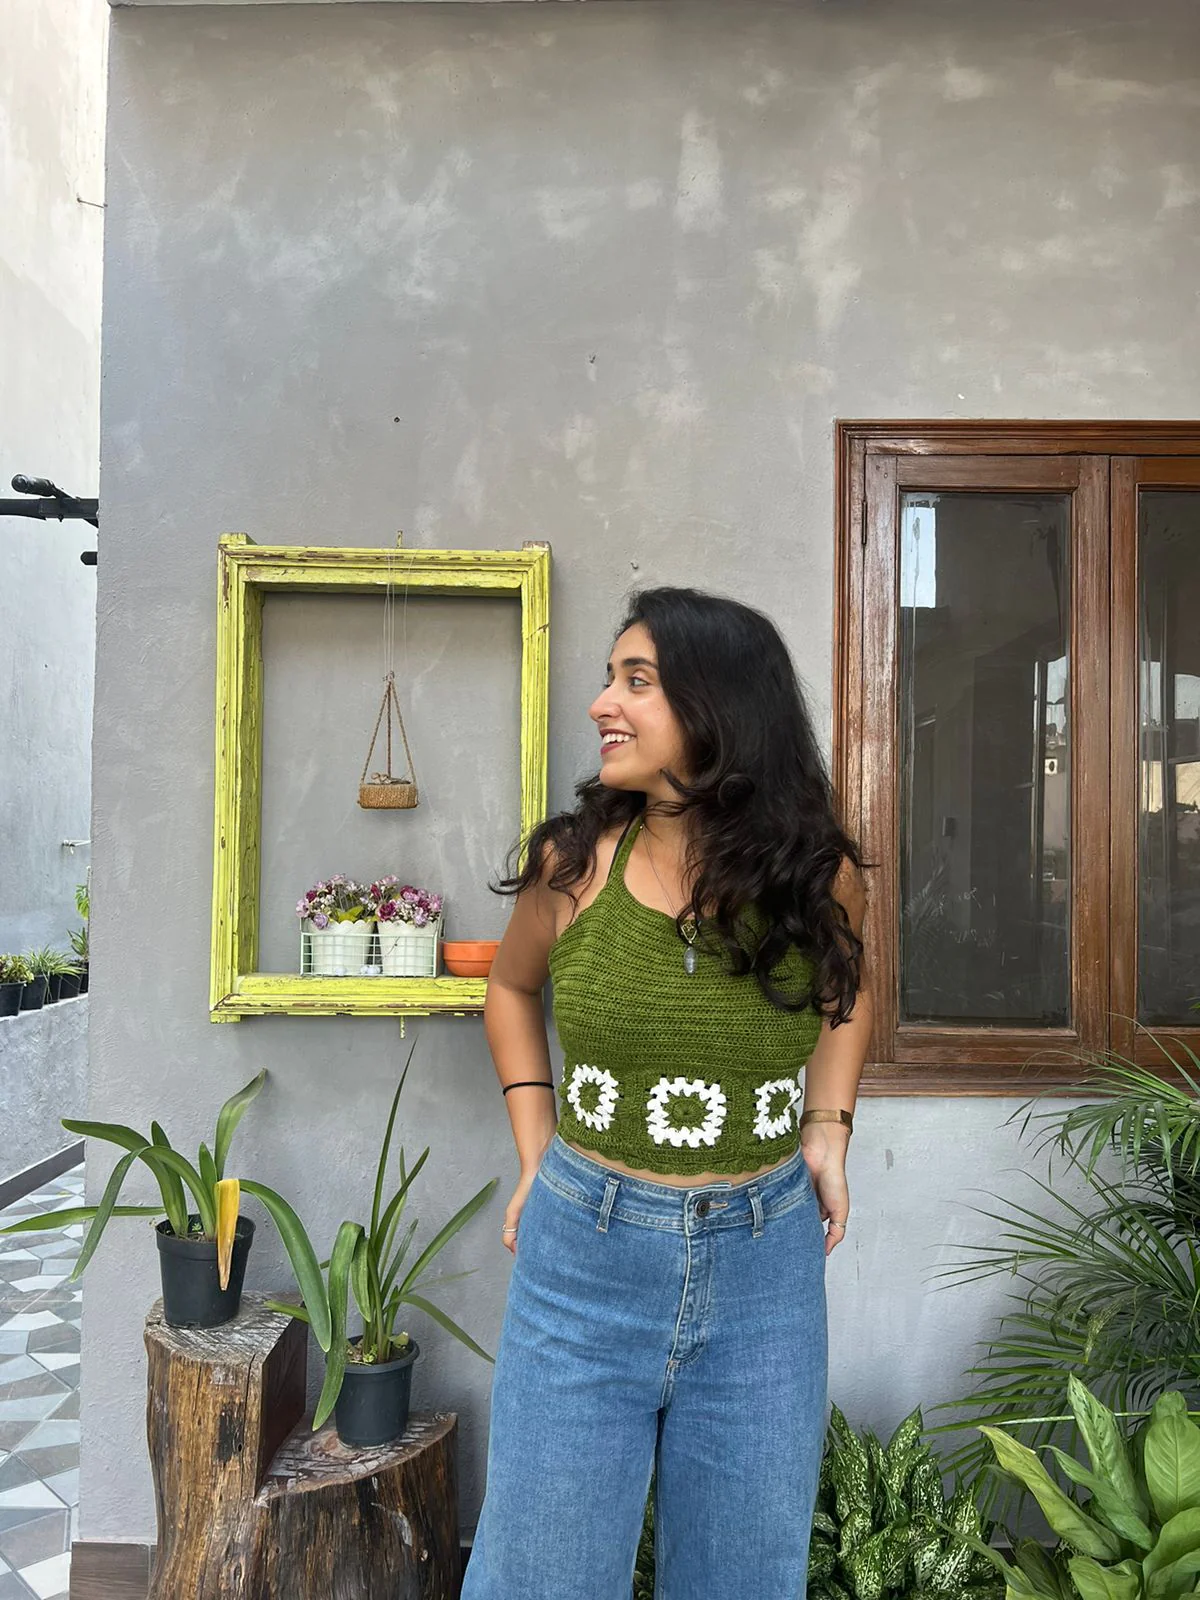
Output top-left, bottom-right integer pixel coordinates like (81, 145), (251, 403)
(461, 1132), (828, 1600)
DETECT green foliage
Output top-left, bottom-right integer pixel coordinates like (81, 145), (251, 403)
(630, 1407), (1002, 1600)
(808, 1405), (1004, 1600)
(25, 947), (75, 978)
(251, 1043), (497, 1431)
(0, 1070), (267, 1270)
(976, 1378), (1200, 1600)
(0, 955), (34, 984)
(67, 924), (88, 964)
(932, 1046), (1200, 1509)
(74, 882), (89, 922)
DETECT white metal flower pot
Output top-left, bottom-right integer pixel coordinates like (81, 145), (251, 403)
(377, 922), (441, 978)
(303, 919), (376, 976)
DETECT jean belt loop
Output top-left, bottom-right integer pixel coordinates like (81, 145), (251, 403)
(597, 1176), (620, 1233)
(749, 1185), (765, 1239)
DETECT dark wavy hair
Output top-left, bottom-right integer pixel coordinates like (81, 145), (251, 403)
(495, 587), (867, 1024)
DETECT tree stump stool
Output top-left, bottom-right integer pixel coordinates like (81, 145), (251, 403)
(144, 1294), (460, 1600)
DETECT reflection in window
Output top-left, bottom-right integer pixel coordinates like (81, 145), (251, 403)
(1139, 493), (1200, 1024)
(899, 493), (1071, 1025)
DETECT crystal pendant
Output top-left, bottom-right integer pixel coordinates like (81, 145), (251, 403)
(683, 946), (698, 975)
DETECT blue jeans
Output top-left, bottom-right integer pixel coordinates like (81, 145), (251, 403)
(462, 1133), (828, 1600)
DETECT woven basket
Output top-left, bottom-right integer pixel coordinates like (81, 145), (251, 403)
(360, 779), (418, 810)
(359, 674), (419, 811)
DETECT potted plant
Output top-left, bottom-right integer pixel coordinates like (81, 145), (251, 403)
(296, 875), (375, 975)
(0, 955), (32, 1017)
(28, 946), (75, 1004)
(369, 879), (444, 977)
(18, 954), (48, 1011)
(68, 883), (89, 993)
(0, 1069), (267, 1328)
(244, 1049), (495, 1447)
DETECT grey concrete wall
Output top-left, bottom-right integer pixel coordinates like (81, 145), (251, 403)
(0, 0), (104, 955)
(0, 998), (90, 1177)
(89, 0), (1200, 1543)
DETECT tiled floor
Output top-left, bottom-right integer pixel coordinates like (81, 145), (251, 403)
(0, 1168), (83, 1600)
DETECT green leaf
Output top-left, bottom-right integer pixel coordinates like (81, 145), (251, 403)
(213, 1068), (266, 1179)
(61, 1118), (150, 1153)
(239, 1181), (331, 1352)
(1145, 1410), (1200, 1524)
(371, 1049), (414, 1245)
(1067, 1557), (1141, 1600)
(1069, 1376), (1151, 1524)
(69, 1146), (148, 1280)
(312, 1221), (364, 1431)
(149, 1123), (188, 1238)
(398, 1178), (499, 1295)
(1145, 1509), (1200, 1594)
(980, 1427), (1122, 1560)
(198, 1143), (218, 1204)
(373, 1147), (430, 1261)
(397, 1292), (493, 1364)
(263, 1299), (310, 1324)
(0, 1206), (160, 1235)
(1047, 1448), (1154, 1550)
(350, 1234), (372, 1325)
(141, 1148), (215, 1237)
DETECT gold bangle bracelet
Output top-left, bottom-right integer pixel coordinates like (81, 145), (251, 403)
(798, 1107), (854, 1134)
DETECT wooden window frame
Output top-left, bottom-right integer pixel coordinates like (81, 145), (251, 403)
(836, 422), (1200, 1095)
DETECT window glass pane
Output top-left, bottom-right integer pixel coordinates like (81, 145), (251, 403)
(899, 492), (1071, 1025)
(1139, 491), (1200, 1025)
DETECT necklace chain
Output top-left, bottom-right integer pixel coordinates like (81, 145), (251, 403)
(640, 820), (700, 948)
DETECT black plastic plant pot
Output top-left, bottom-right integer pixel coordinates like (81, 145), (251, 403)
(0, 983), (22, 1017)
(58, 973), (81, 1001)
(19, 976), (48, 1011)
(46, 974), (63, 1003)
(78, 966), (89, 994)
(155, 1215), (255, 1328)
(334, 1337), (420, 1448)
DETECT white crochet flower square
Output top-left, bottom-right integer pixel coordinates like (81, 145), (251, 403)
(753, 1077), (798, 1141)
(646, 1076), (727, 1149)
(566, 1063), (620, 1132)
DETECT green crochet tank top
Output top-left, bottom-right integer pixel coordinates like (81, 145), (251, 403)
(548, 812), (823, 1175)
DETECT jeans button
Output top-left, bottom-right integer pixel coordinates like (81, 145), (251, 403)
(695, 1198), (710, 1217)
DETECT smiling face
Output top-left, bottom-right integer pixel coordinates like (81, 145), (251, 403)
(588, 622), (691, 798)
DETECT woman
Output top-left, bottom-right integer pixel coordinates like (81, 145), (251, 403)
(462, 587), (870, 1600)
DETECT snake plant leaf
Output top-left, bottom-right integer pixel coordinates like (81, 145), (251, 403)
(239, 1181), (331, 1352)
(312, 1220), (364, 1431)
(68, 1145), (149, 1281)
(215, 1179), (240, 1292)
(1069, 1375), (1151, 1524)
(398, 1293), (494, 1364)
(1145, 1408), (1200, 1525)
(213, 1068), (267, 1181)
(397, 1178), (498, 1296)
(1047, 1447), (1154, 1550)
(1068, 1558), (1143, 1600)
(980, 1426), (1122, 1560)
(149, 1122), (188, 1238)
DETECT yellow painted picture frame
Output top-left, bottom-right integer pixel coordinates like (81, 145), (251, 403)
(210, 535), (551, 1021)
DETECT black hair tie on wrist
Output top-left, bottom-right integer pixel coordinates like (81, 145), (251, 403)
(502, 1080), (556, 1096)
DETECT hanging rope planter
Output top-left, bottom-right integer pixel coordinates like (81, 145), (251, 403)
(359, 672), (419, 809)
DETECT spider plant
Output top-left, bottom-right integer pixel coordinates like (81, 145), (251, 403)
(244, 1046), (497, 1430)
(0, 1068), (267, 1290)
(929, 1039), (1200, 1513)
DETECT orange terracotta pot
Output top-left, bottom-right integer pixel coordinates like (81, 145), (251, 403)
(442, 939), (500, 978)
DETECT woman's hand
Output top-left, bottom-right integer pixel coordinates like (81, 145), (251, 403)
(500, 1168), (539, 1256)
(800, 1125), (851, 1257)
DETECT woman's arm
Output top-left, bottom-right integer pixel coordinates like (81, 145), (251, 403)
(800, 857), (871, 1254)
(483, 847), (568, 1176)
